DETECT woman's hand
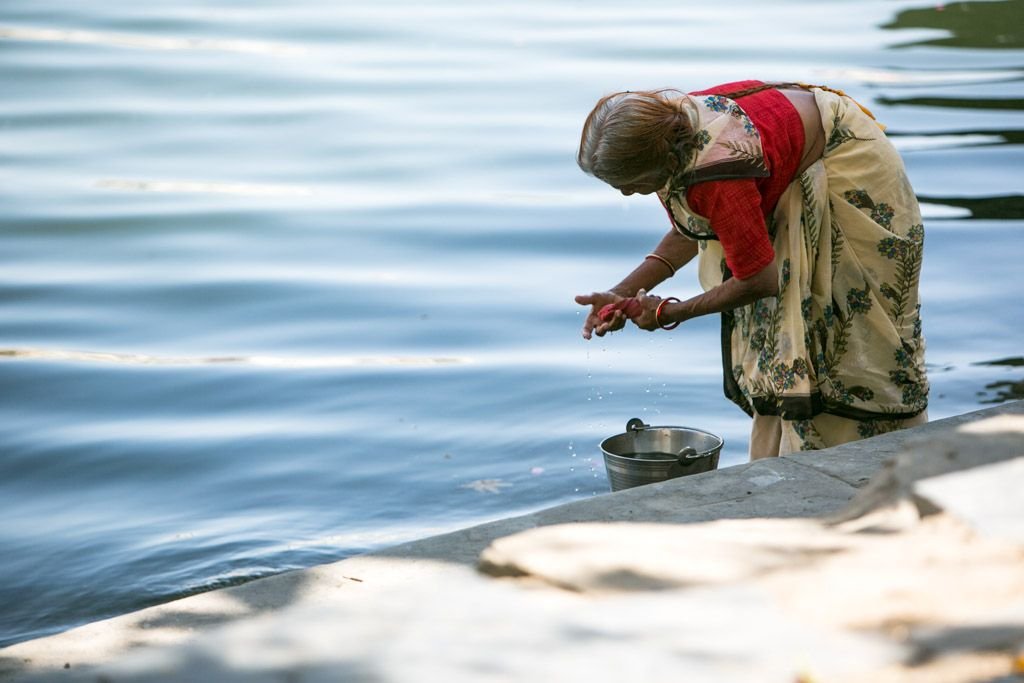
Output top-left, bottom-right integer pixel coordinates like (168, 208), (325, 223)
(628, 289), (665, 331)
(574, 291), (627, 339)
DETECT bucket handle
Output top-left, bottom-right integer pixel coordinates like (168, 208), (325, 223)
(625, 418), (703, 464)
(626, 418), (648, 432)
(677, 447), (700, 464)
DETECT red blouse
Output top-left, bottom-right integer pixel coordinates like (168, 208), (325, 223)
(682, 80), (805, 280)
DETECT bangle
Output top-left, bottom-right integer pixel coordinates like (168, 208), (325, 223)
(644, 253), (676, 277)
(656, 297), (681, 330)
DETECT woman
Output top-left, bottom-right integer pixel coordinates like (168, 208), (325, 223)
(575, 81), (929, 458)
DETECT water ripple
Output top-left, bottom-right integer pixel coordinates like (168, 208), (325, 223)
(0, 24), (308, 57)
(0, 348), (470, 367)
(96, 178), (314, 197)
(820, 65), (1024, 86)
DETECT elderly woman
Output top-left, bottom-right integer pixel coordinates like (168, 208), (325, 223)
(575, 81), (929, 458)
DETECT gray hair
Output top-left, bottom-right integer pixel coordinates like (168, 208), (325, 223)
(577, 89), (697, 188)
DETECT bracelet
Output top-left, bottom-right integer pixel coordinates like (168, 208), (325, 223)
(644, 253), (676, 277)
(655, 297), (681, 330)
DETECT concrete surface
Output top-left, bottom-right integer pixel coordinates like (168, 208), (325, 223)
(1, 401), (1022, 682)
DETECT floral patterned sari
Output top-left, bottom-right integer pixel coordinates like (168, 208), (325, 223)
(660, 88), (928, 455)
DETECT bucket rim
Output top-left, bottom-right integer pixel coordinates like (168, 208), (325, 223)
(599, 424), (724, 460)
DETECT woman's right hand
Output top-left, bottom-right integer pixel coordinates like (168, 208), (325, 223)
(574, 291), (627, 340)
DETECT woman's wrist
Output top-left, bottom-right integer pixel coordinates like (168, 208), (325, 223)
(609, 285), (632, 298)
(655, 297), (682, 330)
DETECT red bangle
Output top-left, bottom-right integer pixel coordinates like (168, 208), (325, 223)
(655, 297), (681, 330)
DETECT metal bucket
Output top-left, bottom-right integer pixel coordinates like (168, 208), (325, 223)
(600, 418), (724, 492)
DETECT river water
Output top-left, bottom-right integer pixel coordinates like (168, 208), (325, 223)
(1, 0), (1021, 647)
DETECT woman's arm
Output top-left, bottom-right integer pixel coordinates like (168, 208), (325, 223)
(575, 230), (699, 339)
(632, 178), (779, 329)
(632, 259), (778, 331)
(608, 230), (699, 297)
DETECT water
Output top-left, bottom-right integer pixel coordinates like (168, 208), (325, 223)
(623, 453), (682, 461)
(1, 0), (1021, 648)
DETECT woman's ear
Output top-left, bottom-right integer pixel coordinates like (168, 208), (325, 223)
(665, 153), (680, 173)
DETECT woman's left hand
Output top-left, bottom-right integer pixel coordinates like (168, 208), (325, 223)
(628, 289), (664, 331)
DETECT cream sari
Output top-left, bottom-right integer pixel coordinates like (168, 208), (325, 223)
(659, 88), (929, 457)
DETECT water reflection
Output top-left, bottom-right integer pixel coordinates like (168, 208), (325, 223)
(877, 2), (1024, 220)
(981, 380), (1024, 404)
(914, 194), (1024, 219)
(878, 94), (1024, 112)
(974, 357), (1024, 403)
(883, 0), (1024, 49)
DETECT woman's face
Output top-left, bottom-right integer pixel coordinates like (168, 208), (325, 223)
(610, 152), (679, 196)
(613, 166), (670, 196)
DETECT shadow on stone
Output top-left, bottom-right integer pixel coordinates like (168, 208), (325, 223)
(135, 569), (310, 634)
(0, 659), (26, 681)
(907, 623), (1024, 665)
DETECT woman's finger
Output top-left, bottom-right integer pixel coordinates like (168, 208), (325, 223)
(575, 292), (608, 307)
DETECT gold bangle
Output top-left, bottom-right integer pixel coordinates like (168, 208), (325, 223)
(645, 253), (676, 277)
